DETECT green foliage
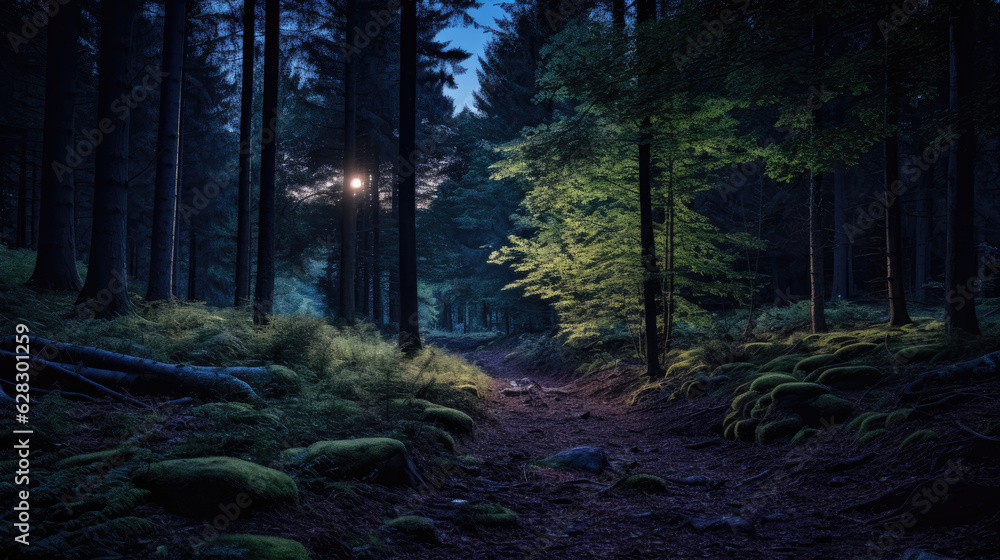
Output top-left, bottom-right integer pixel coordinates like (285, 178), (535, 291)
(209, 535), (311, 560)
(606, 474), (670, 494)
(900, 429), (939, 449)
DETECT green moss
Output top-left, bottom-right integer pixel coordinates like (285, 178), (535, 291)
(893, 345), (945, 364)
(900, 429), (939, 449)
(423, 406), (474, 435)
(793, 354), (837, 375)
(858, 428), (886, 445)
(723, 421), (737, 439)
(462, 502), (518, 527)
(731, 391), (761, 414)
(386, 515), (435, 537)
(769, 383), (829, 410)
(55, 446), (136, 469)
(789, 427), (820, 446)
(268, 365), (302, 393)
(817, 366), (883, 390)
(857, 413), (888, 434)
(711, 362), (757, 377)
(133, 457), (298, 516)
(301, 438), (409, 481)
(847, 412), (882, 432)
(755, 416), (806, 444)
(885, 408), (913, 429)
(734, 419), (760, 442)
(749, 373), (798, 393)
(801, 394), (853, 425)
(757, 355), (806, 374)
(833, 343), (879, 361)
(211, 535), (311, 560)
(86, 516), (154, 543)
(606, 474), (670, 494)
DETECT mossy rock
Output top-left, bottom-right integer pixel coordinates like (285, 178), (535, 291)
(755, 416), (806, 444)
(723, 410), (741, 429)
(268, 365), (302, 393)
(386, 516), (436, 540)
(606, 474), (670, 494)
(456, 384), (482, 397)
(847, 412), (883, 432)
(133, 457), (298, 517)
(857, 428), (886, 445)
(731, 390), (761, 414)
(463, 502), (518, 527)
(885, 408), (913, 429)
(757, 355), (805, 374)
(769, 383), (829, 410)
(666, 360), (699, 376)
(793, 354), (838, 375)
(712, 362), (757, 377)
(210, 535), (311, 560)
(423, 407), (474, 435)
(433, 429), (456, 452)
(192, 402), (260, 423)
(817, 366), (883, 390)
(749, 373), (798, 393)
(893, 345), (946, 364)
(790, 427), (820, 446)
(799, 394), (853, 425)
(723, 421), (737, 440)
(856, 413), (889, 434)
(55, 446), (136, 469)
(827, 336), (859, 347)
(833, 343), (879, 361)
(900, 429), (939, 449)
(734, 419), (760, 442)
(741, 342), (783, 355)
(301, 438), (420, 486)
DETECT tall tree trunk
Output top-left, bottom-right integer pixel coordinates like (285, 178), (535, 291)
(146, 0), (186, 301)
(389, 165), (399, 324)
(253, 0), (279, 325)
(663, 159), (675, 348)
(31, 165), (40, 249)
(808, 169), (828, 332)
(371, 155), (383, 325)
(78, 0), (136, 318)
(340, 0), (358, 325)
(187, 229), (197, 301)
(945, 0), (981, 335)
(235, 0), (255, 307)
(17, 142), (27, 248)
(30, 0), (82, 291)
(637, 0), (662, 377)
(398, 0), (421, 351)
(612, 0), (625, 28)
(914, 162), (933, 303)
(885, 89), (911, 325)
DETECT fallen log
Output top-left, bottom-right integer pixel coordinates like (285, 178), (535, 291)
(904, 349), (1000, 395)
(0, 335), (274, 390)
(0, 348), (261, 403)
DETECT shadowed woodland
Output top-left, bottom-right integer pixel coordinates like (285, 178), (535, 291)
(1, 0), (999, 558)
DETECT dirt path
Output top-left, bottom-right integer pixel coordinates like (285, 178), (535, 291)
(391, 342), (901, 560)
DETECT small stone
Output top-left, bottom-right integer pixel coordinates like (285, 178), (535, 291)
(537, 447), (610, 474)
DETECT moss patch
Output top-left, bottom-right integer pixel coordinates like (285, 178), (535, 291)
(801, 394), (853, 425)
(769, 383), (830, 410)
(55, 446), (135, 470)
(210, 535), (311, 560)
(755, 416), (806, 444)
(833, 343), (879, 361)
(894, 345), (946, 364)
(606, 474), (670, 494)
(712, 362), (757, 377)
(790, 427), (820, 446)
(462, 502), (518, 527)
(817, 366), (883, 390)
(423, 407), (474, 435)
(133, 457), (298, 516)
(793, 354), (837, 375)
(900, 429), (939, 449)
(300, 438), (418, 485)
(758, 355), (806, 374)
(386, 516), (435, 539)
(749, 373), (797, 393)
(885, 408), (913, 429)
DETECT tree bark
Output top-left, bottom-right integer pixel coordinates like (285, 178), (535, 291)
(885, 90), (911, 326)
(254, 0), (280, 325)
(147, 0), (187, 302)
(16, 142), (28, 249)
(235, 0), (255, 307)
(77, 0), (136, 318)
(945, 0), (981, 335)
(340, 0), (358, 325)
(809, 169), (828, 332)
(29, 0), (82, 291)
(398, 0), (421, 351)
(663, 159), (675, 348)
(637, 0), (662, 377)
(914, 162), (933, 303)
(371, 155), (384, 325)
(831, 161), (849, 301)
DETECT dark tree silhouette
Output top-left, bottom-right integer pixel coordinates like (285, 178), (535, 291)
(340, 0), (358, 325)
(147, 0), (187, 302)
(253, 0), (279, 325)
(77, 0), (137, 318)
(235, 0), (255, 307)
(29, 1), (82, 291)
(398, 0), (421, 351)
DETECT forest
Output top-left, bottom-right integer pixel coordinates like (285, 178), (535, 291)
(0, 0), (999, 558)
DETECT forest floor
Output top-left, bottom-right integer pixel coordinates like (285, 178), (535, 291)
(377, 337), (1000, 560)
